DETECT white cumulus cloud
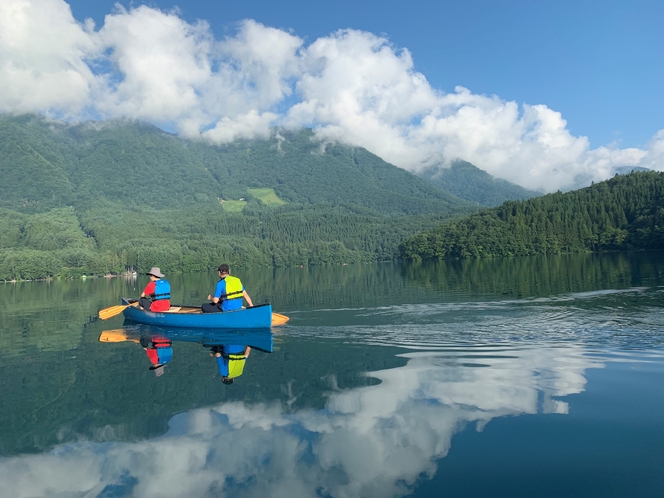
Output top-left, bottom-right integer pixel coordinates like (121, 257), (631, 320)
(96, 5), (214, 128)
(0, 0), (661, 192)
(0, 0), (98, 115)
(0, 345), (603, 498)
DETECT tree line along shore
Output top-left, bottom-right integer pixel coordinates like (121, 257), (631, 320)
(1, 114), (662, 280)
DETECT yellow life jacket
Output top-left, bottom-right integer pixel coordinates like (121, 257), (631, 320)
(221, 275), (244, 302)
(227, 354), (246, 378)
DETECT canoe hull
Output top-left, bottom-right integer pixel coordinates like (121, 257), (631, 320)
(102, 324), (274, 353)
(122, 300), (273, 329)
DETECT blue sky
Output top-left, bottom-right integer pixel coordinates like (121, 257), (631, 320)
(65, 0), (663, 150)
(1, 0), (662, 190)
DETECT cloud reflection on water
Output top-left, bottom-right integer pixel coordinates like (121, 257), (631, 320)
(0, 345), (603, 498)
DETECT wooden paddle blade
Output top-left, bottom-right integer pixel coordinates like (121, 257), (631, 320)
(99, 329), (130, 342)
(272, 313), (289, 326)
(99, 329), (140, 343)
(98, 302), (137, 320)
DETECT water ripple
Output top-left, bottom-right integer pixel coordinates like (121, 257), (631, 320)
(283, 287), (664, 352)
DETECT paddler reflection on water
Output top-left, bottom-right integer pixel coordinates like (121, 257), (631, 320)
(202, 264), (253, 313)
(140, 334), (173, 377)
(208, 344), (251, 385)
(98, 329), (173, 377)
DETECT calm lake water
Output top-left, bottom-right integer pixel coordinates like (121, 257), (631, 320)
(1, 253), (663, 498)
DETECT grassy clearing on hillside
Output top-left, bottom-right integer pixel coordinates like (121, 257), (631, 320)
(220, 200), (247, 212)
(248, 188), (286, 206)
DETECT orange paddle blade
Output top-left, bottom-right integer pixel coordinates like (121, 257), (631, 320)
(99, 329), (140, 343)
(99, 329), (130, 342)
(98, 302), (137, 320)
(272, 313), (289, 326)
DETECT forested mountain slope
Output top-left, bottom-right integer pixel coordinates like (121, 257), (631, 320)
(0, 114), (478, 279)
(399, 171), (664, 261)
(417, 160), (541, 207)
(0, 114), (470, 215)
(193, 130), (470, 215)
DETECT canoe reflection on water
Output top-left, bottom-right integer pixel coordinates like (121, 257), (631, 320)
(99, 325), (273, 382)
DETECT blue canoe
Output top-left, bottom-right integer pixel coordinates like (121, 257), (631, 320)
(110, 324), (274, 353)
(121, 299), (273, 329)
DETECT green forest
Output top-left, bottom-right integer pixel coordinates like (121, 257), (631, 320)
(0, 114), (479, 280)
(400, 171), (664, 261)
(2, 114), (661, 280)
(0, 114), (468, 214)
(0, 202), (462, 280)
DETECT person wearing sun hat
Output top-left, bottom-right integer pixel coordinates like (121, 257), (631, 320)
(138, 267), (171, 312)
(140, 333), (173, 377)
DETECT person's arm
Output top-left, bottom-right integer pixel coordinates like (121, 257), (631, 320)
(141, 282), (155, 299)
(243, 290), (253, 307)
(244, 346), (251, 358)
(208, 281), (223, 304)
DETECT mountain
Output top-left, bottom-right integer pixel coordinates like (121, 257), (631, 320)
(399, 171), (664, 261)
(612, 166), (650, 175)
(2, 114), (660, 279)
(0, 114), (470, 216)
(416, 160), (541, 207)
(0, 114), (478, 279)
(0, 114), (79, 209)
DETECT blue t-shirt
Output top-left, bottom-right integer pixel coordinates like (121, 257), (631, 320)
(157, 347), (173, 364)
(215, 345), (246, 376)
(213, 278), (244, 311)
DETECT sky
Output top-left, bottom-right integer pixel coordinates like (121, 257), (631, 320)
(1, 0), (662, 191)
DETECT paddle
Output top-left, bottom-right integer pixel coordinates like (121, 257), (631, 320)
(98, 329), (140, 343)
(98, 301), (138, 320)
(272, 313), (289, 326)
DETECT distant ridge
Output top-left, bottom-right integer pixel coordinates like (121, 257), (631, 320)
(0, 114), (472, 216)
(400, 171), (664, 261)
(612, 166), (650, 175)
(416, 160), (541, 207)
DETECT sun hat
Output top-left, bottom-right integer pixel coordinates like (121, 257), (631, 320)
(150, 364), (166, 377)
(146, 267), (165, 278)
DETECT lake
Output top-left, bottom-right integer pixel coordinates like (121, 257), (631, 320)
(1, 252), (663, 498)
